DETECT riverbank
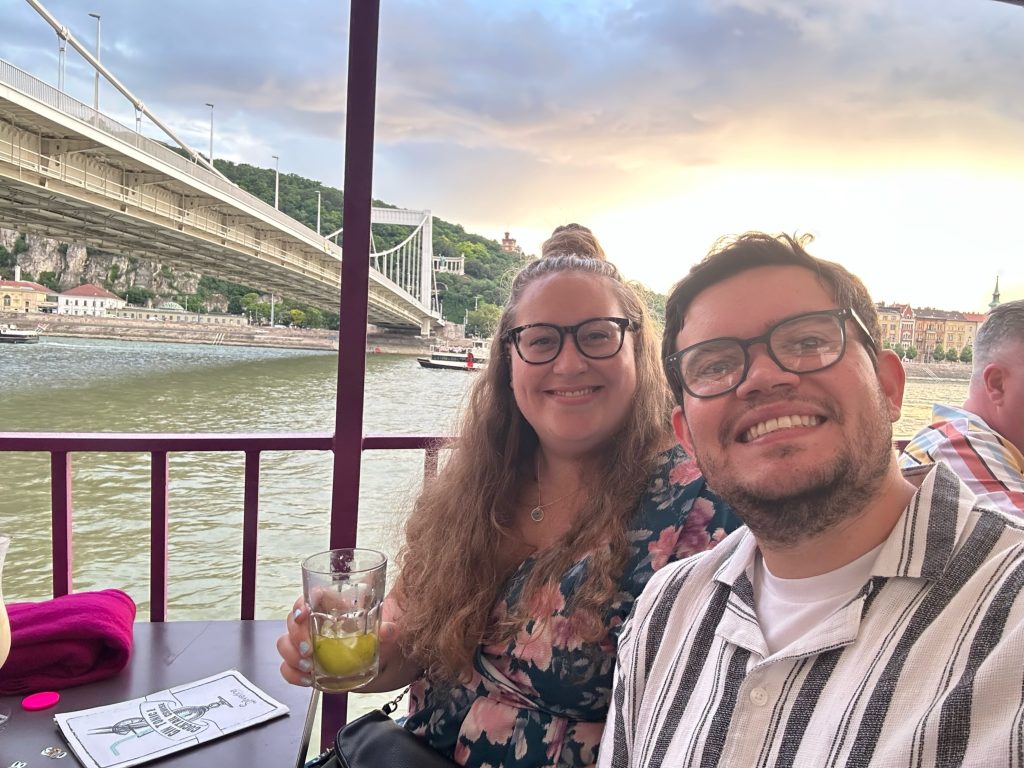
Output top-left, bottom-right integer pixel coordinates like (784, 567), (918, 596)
(0, 311), (434, 354)
(901, 361), (972, 381)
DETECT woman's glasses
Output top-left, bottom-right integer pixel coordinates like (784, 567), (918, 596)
(503, 317), (634, 365)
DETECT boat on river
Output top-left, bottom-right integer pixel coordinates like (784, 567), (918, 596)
(0, 324), (39, 344)
(417, 340), (489, 371)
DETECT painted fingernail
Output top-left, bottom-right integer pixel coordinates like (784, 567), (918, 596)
(299, 641), (311, 656)
(298, 658), (312, 672)
(293, 608), (302, 621)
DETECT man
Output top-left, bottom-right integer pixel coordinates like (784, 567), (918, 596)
(898, 298), (1024, 515)
(599, 233), (1024, 768)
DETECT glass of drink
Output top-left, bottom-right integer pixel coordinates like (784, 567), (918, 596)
(301, 548), (386, 692)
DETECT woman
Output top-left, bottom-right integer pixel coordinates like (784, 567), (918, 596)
(279, 225), (738, 767)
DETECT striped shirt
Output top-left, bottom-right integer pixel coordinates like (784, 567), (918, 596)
(899, 403), (1024, 516)
(599, 463), (1024, 768)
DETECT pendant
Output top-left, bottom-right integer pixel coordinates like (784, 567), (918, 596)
(530, 507), (545, 522)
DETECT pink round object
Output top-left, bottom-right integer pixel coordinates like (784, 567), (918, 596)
(21, 691), (60, 711)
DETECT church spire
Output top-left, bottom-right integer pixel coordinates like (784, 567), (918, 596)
(990, 276), (1001, 310)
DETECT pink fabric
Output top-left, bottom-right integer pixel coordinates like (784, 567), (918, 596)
(0, 589), (135, 695)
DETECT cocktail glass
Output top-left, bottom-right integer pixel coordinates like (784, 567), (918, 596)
(301, 548), (386, 692)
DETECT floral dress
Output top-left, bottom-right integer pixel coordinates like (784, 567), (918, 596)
(403, 445), (740, 767)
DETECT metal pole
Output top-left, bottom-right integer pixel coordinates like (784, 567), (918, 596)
(57, 32), (67, 91)
(88, 12), (100, 112)
(273, 155), (280, 209)
(26, 0), (223, 177)
(324, 0), (380, 745)
(316, 190), (321, 235)
(206, 103), (215, 165)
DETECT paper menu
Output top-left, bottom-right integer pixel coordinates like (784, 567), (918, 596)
(53, 670), (289, 768)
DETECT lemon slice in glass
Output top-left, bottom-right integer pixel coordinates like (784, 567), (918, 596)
(313, 632), (378, 676)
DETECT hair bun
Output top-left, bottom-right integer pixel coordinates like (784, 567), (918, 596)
(540, 223), (607, 261)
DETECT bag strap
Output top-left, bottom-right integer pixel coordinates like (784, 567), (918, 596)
(381, 686), (410, 716)
(303, 687), (413, 768)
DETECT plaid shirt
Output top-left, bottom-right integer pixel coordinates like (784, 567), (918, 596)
(600, 464), (1024, 768)
(899, 403), (1024, 516)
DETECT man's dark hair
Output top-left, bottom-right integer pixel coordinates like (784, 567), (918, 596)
(661, 232), (882, 404)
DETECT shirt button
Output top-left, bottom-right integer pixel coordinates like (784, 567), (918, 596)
(749, 687), (769, 706)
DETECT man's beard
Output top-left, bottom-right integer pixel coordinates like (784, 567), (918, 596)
(692, 385), (895, 549)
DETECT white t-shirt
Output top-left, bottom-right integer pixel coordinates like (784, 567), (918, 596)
(752, 543), (883, 656)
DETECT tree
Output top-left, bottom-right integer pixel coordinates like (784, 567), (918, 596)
(466, 302), (502, 338)
(931, 343), (944, 362)
(241, 293), (261, 313)
(960, 345), (973, 364)
(945, 347), (959, 362)
(304, 307), (325, 329)
(123, 286), (155, 306)
(893, 343), (906, 359)
(628, 280), (667, 331)
(288, 309), (307, 328)
(905, 346), (918, 361)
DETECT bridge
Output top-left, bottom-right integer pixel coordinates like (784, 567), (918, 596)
(0, 54), (444, 332)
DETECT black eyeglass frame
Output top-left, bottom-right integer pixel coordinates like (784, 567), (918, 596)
(503, 316), (635, 365)
(664, 307), (879, 400)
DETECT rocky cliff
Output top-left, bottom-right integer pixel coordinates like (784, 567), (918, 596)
(1, 228), (200, 298)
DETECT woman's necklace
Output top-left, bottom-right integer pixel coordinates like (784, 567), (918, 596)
(530, 455), (580, 522)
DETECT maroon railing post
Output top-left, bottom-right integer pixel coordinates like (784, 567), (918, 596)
(424, 445), (439, 480)
(240, 450), (261, 620)
(150, 451), (169, 622)
(50, 451), (73, 597)
(324, 0), (381, 747)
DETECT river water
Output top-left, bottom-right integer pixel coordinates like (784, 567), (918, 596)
(0, 338), (968, 618)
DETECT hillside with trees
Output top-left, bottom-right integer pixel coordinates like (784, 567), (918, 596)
(215, 160), (534, 333)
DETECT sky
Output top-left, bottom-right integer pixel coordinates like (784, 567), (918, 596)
(3, 0), (1023, 311)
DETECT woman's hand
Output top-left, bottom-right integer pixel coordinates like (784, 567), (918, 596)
(277, 595), (315, 686)
(277, 594), (414, 691)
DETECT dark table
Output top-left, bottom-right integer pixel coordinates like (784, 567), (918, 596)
(0, 620), (314, 768)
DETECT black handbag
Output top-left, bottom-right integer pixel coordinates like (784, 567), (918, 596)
(306, 690), (457, 768)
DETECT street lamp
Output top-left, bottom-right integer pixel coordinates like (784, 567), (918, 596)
(272, 155), (280, 209)
(205, 103), (214, 165)
(88, 12), (101, 112)
(316, 190), (321, 234)
(57, 31), (67, 91)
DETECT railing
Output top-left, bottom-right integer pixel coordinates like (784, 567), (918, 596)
(0, 431), (912, 620)
(0, 431), (444, 621)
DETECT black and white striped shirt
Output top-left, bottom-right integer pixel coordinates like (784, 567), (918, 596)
(599, 463), (1024, 768)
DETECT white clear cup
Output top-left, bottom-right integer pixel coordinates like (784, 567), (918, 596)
(300, 548), (386, 692)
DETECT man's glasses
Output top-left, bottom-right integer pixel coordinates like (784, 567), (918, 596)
(664, 308), (878, 399)
(503, 317), (634, 365)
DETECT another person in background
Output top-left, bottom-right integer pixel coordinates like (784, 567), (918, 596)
(279, 224), (738, 767)
(899, 298), (1024, 515)
(601, 233), (1024, 767)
